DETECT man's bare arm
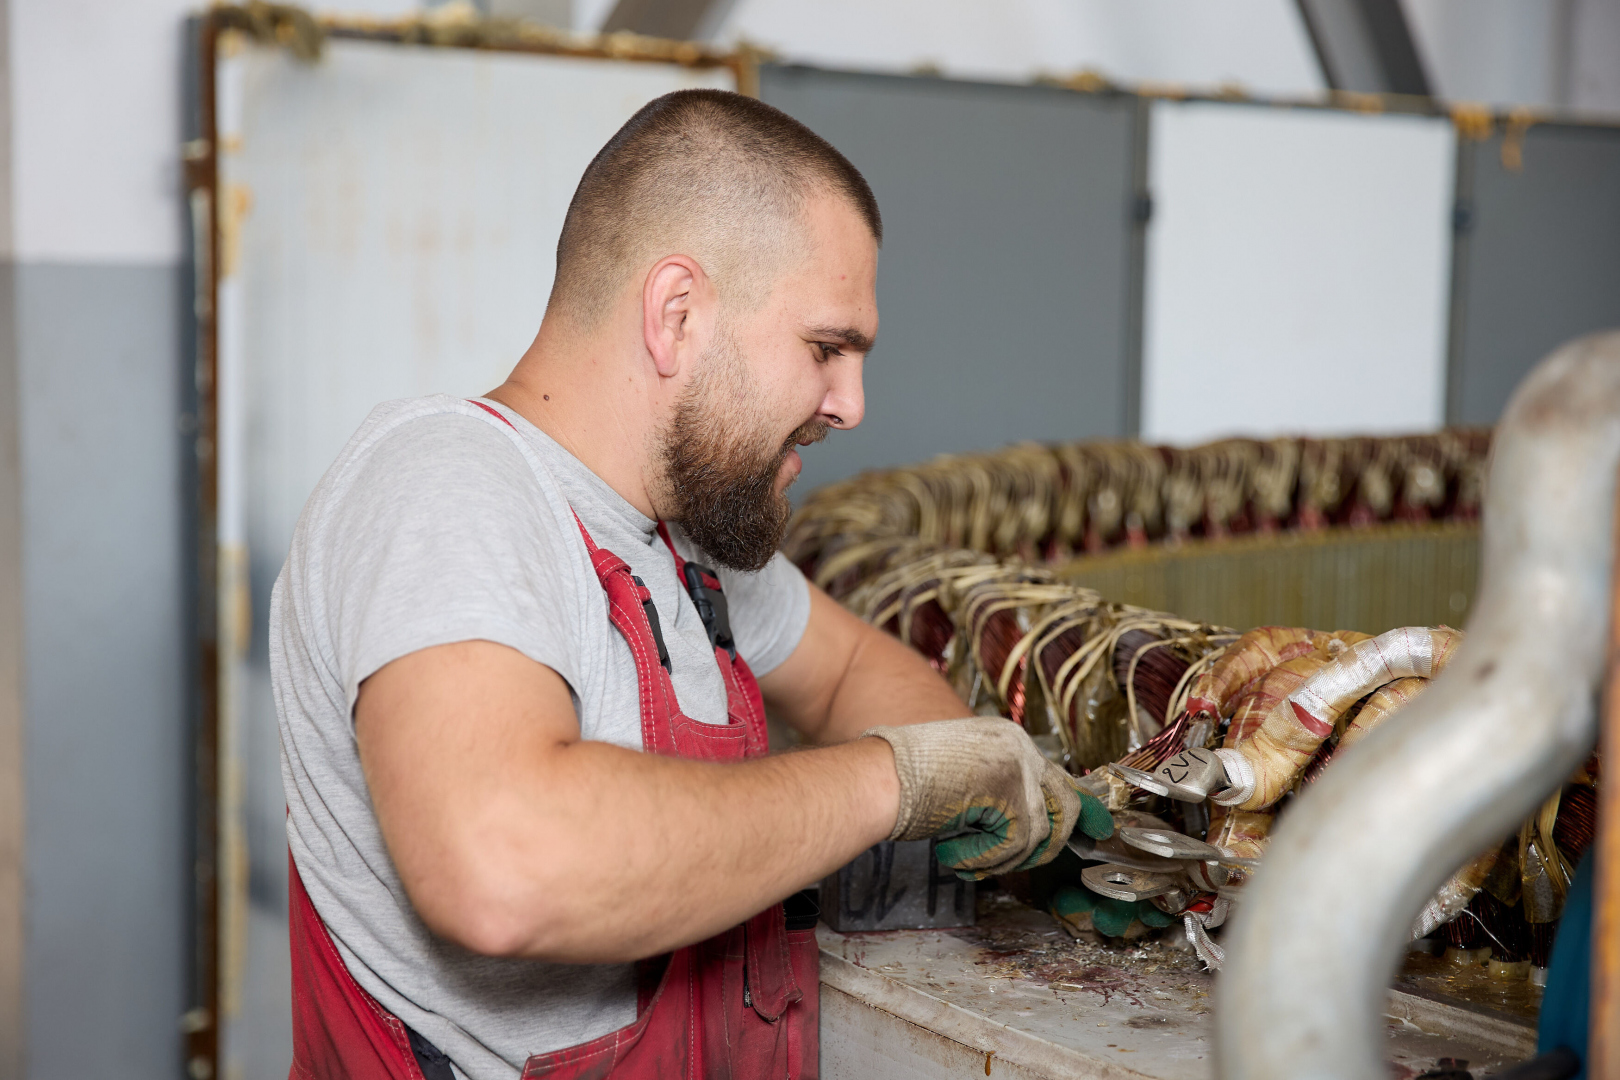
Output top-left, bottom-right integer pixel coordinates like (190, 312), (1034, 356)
(758, 582), (969, 745)
(355, 639), (898, 965)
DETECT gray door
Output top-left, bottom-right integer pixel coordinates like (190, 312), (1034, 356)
(759, 65), (1142, 495)
(1449, 123), (1620, 425)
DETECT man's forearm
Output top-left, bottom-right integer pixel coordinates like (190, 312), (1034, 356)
(762, 585), (969, 745)
(392, 730), (897, 964)
(812, 623), (969, 743)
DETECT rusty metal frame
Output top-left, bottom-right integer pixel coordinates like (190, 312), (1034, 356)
(181, 9), (747, 1078)
(181, 14), (221, 1077)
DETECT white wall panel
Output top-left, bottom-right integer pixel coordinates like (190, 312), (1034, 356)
(714, 0), (1323, 99)
(1141, 101), (1455, 445)
(9, 0), (198, 261)
(224, 40), (731, 541)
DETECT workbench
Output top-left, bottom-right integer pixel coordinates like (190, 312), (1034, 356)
(819, 892), (1540, 1079)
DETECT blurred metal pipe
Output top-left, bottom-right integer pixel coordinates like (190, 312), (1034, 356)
(600, 0), (737, 40)
(1216, 332), (1620, 1080)
(1595, 491), (1620, 1080)
(1294, 0), (1432, 96)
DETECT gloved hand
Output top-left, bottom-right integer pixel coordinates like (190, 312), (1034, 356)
(1050, 884), (1176, 939)
(862, 717), (1112, 880)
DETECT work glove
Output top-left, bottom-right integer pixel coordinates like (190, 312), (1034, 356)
(862, 717), (1113, 881)
(1050, 884), (1177, 939)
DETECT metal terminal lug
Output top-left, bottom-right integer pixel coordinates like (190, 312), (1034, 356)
(1189, 860), (1231, 890)
(1068, 831), (1185, 873)
(1151, 885), (1194, 914)
(1152, 748), (1230, 801)
(1119, 826), (1224, 861)
(1108, 761), (1169, 796)
(1081, 862), (1181, 902)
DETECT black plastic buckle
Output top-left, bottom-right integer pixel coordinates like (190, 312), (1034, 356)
(681, 562), (735, 657)
(783, 889), (821, 932)
(631, 575), (671, 672)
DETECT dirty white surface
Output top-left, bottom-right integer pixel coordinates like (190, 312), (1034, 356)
(819, 895), (1536, 1080)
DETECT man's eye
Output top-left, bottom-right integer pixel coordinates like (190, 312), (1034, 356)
(816, 342), (843, 361)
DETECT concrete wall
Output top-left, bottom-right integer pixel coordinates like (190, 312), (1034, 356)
(14, 264), (189, 1080)
(1448, 123), (1620, 425)
(0, 279), (23, 1080)
(2, 0), (197, 1076)
(1404, 0), (1620, 116)
(758, 66), (1143, 493)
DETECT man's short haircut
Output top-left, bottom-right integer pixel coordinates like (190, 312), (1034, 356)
(549, 89), (882, 328)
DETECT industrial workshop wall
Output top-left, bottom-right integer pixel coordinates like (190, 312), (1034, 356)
(1, 0), (200, 1076)
(758, 65), (1146, 497)
(193, 17), (736, 1080)
(1140, 100), (1456, 445)
(751, 62), (1146, 495)
(1447, 120), (1620, 425)
(757, 73), (1620, 460)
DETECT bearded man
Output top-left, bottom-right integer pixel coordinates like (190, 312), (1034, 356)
(272, 89), (1104, 1080)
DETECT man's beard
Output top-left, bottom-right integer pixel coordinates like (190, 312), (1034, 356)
(657, 335), (827, 572)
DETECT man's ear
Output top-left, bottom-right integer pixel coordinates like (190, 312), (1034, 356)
(643, 255), (709, 378)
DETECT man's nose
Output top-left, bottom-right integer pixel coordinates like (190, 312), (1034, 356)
(820, 358), (865, 430)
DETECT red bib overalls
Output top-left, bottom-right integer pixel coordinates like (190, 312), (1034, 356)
(287, 407), (819, 1079)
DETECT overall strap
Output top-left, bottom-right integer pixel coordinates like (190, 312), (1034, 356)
(467, 403), (672, 678)
(571, 513), (682, 757)
(469, 398), (514, 427)
(655, 522), (734, 657)
(572, 511), (671, 673)
(467, 401), (811, 1075)
(655, 524), (769, 757)
(466, 399), (759, 755)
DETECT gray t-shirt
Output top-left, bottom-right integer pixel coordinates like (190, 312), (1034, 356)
(269, 394), (811, 1079)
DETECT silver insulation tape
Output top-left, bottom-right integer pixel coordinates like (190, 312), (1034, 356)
(1407, 626), (1435, 679)
(1287, 627), (1439, 727)
(1186, 907), (1229, 970)
(1211, 747), (1255, 806)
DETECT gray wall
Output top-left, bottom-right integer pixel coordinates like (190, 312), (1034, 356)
(13, 262), (188, 1079)
(0, 269), (22, 1080)
(1449, 123), (1620, 425)
(759, 66), (1143, 495)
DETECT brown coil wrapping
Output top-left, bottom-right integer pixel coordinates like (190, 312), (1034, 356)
(973, 608), (1023, 696)
(1112, 629), (1192, 732)
(787, 431), (1492, 580)
(1301, 742), (1336, 785)
(1552, 783), (1599, 867)
(1036, 624), (1091, 705)
(905, 597), (957, 672)
(1530, 921), (1559, 969)
(1469, 890), (1533, 962)
(1443, 905), (1484, 950)
(1006, 654), (1029, 728)
(1115, 712), (1192, 773)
